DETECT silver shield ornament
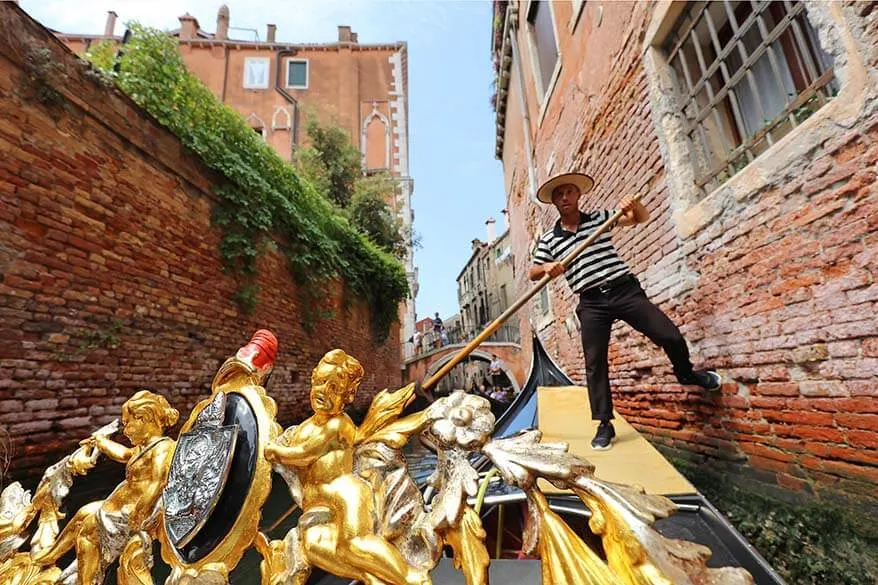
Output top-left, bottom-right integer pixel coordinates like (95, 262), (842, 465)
(162, 392), (238, 547)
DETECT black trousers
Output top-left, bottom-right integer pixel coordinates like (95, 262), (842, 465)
(575, 274), (694, 421)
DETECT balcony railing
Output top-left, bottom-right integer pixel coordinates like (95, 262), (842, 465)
(403, 322), (521, 360)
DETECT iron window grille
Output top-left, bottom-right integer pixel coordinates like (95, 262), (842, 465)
(664, 1), (838, 194)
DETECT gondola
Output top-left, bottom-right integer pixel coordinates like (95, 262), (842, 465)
(277, 336), (787, 584)
(432, 335), (786, 585)
(0, 332), (796, 585)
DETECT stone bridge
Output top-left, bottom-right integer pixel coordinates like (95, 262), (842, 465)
(402, 342), (525, 391)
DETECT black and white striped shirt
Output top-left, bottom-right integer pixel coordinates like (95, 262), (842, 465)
(533, 210), (630, 294)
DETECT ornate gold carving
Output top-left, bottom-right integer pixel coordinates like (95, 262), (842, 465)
(442, 507), (489, 585)
(483, 430), (755, 585)
(264, 349), (433, 585)
(19, 391), (178, 585)
(159, 330), (280, 584)
(2, 335), (759, 585)
(0, 552), (61, 585)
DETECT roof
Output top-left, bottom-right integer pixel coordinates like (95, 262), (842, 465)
(56, 27), (404, 52)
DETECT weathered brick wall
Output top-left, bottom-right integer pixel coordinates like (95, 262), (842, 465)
(0, 4), (401, 481)
(502, 0), (877, 504)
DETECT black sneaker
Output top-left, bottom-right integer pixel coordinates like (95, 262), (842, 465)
(591, 422), (615, 450)
(678, 369), (722, 391)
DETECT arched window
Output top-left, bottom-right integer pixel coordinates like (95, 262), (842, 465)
(361, 103), (391, 169)
(247, 113), (267, 141)
(271, 106), (291, 130)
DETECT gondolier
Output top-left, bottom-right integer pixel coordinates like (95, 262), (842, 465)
(528, 172), (721, 451)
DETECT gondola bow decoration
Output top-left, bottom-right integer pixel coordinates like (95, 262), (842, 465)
(0, 331), (755, 585)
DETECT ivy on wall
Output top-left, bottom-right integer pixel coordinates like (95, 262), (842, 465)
(84, 28), (408, 341)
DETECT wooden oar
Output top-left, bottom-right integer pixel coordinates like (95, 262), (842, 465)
(422, 194), (644, 392)
(261, 197), (644, 532)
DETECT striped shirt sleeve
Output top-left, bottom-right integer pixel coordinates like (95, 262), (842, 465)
(533, 234), (554, 265)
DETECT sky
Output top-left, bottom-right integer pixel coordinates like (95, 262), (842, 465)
(20, 0), (507, 322)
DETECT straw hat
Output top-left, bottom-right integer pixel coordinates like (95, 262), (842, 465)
(536, 172), (595, 204)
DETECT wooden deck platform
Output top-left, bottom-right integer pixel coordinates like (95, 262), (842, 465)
(536, 386), (695, 496)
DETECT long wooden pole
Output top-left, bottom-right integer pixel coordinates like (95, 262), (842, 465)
(422, 195), (643, 392)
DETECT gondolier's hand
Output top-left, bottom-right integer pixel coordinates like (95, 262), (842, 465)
(543, 262), (565, 278)
(617, 194), (649, 226)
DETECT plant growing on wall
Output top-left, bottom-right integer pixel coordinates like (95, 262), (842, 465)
(86, 24), (408, 341)
(348, 173), (408, 258)
(294, 116), (411, 259)
(295, 117), (362, 208)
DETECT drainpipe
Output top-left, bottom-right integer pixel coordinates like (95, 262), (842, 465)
(113, 28), (132, 74)
(275, 49), (300, 156)
(507, 11), (543, 336)
(221, 45), (230, 102)
(508, 16), (538, 199)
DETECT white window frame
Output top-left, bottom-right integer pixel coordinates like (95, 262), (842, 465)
(285, 58), (309, 90)
(569, 0), (587, 33)
(243, 57), (270, 90)
(524, 0), (563, 125)
(530, 239), (555, 329)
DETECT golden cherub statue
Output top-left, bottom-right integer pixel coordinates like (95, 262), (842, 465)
(1, 331), (757, 585)
(264, 349), (431, 585)
(32, 390), (179, 584)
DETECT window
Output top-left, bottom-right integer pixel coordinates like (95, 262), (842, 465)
(538, 287), (550, 316)
(570, 0), (587, 31)
(665, 1), (836, 194)
(527, 0), (559, 99)
(286, 59), (308, 89)
(243, 57), (270, 89)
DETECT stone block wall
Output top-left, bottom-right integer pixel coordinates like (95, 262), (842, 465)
(499, 0), (878, 503)
(0, 4), (401, 481)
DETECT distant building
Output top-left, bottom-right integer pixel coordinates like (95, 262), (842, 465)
(443, 313), (463, 344)
(456, 213), (518, 343)
(414, 317), (434, 336)
(55, 7), (418, 356)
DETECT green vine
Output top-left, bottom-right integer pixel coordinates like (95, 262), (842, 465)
(76, 318), (124, 353)
(85, 25), (408, 341)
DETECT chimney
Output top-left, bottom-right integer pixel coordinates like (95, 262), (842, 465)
(471, 238), (483, 251)
(486, 218), (497, 244)
(267, 24), (277, 42)
(351, 32), (359, 43)
(216, 5), (229, 40)
(502, 208), (509, 230)
(178, 13), (199, 40)
(338, 25), (352, 42)
(104, 11), (118, 37)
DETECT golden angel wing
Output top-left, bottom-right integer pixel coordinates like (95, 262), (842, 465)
(354, 383), (417, 446)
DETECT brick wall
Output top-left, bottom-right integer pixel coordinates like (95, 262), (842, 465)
(500, 1), (878, 504)
(0, 4), (401, 481)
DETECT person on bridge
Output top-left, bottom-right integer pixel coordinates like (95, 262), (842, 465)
(411, 330), (423, 356)
(432, 312), (444, 348)
(488, 354), (506, 392)
(528, 172), (721, 451)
